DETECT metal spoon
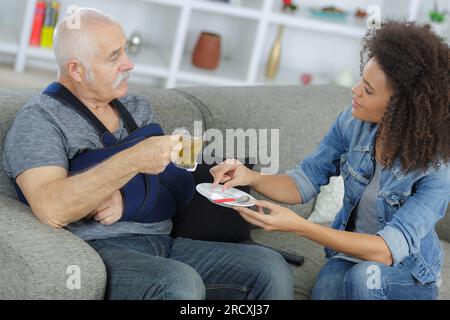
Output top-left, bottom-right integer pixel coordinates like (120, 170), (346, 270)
(213, 195), (251, 204)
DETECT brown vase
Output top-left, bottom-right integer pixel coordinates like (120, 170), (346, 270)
(192, 32), (221, 70)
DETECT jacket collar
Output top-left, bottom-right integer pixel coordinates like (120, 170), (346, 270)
(352, 122), (378, 154)
(352, 122), (407, 180)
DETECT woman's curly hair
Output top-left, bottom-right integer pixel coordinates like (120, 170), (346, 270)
(360, 21), (449, 171)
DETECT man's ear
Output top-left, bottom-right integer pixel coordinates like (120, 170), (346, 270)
(67, 60), (83, 82)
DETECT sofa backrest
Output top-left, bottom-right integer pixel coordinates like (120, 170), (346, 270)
(176, 85), (352, 217)
(0, 88), (204, 198)
(171, 85), (450, 242)
(1, 85), (449, 241)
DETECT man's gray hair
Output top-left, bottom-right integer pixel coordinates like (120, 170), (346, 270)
(53, 8), (118, 76)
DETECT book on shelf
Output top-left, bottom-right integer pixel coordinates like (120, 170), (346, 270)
(29, 1), (60, 48)
(29, 1), (46, 46)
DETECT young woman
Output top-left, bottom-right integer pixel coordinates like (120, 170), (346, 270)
(210, 21), (450, 300)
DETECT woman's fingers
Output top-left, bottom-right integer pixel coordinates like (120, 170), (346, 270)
(253, 199), (279, 211)
(235, 209), (267, 229)
(210, 163), (237, 188)
(234, 206), (271, 224)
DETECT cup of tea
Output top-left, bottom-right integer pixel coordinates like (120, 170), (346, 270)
(171, 128), (204, 171)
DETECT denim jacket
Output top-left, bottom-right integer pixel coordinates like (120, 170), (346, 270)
(287, 106), (450, 285)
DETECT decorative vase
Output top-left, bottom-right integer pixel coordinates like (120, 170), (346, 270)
(128, 32), (143, 55)
(334, 67), (355, 88)
(265, 25), (284, 80)
(192, 32), (221, 70)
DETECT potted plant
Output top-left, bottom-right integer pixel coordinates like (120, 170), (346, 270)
(429, 0), (448, 36)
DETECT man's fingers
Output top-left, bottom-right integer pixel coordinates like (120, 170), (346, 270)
(170, 134), (182, 143)
(172, 142), (183, 152)
(99, 214), (119, 225)
(93, 207), (113, 221)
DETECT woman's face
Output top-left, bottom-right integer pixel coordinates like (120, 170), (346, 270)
(351, 58), (393, 123)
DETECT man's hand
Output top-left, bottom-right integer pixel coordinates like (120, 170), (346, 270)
(91, 191), (124, 225)
(130, 135), (182, 175)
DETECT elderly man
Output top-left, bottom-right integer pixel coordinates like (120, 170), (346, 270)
(2, 8), (293, 300)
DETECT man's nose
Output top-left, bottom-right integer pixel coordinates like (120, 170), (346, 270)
(121, 54), (134, 72)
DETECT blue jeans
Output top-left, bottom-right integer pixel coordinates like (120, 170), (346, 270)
(311, 258), (438, 300)
(87, 234), (294, 300)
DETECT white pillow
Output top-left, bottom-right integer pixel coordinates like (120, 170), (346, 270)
(307, 176), (344, 225)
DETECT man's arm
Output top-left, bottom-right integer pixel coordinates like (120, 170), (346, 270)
(16, 135), (180, 228)
(17, 150), (135, 227)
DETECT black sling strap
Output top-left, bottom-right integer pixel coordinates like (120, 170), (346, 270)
(43, 82), (138, 136)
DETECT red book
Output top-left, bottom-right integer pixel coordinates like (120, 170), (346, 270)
(29, 1), (46, 46)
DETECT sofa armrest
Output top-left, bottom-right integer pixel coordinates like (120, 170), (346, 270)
(0, 192), (106, 299)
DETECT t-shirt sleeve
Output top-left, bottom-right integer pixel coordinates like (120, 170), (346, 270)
(121, 95), (155, 127)
(137, 96), (155, 126)
(3, 106), (68, 180)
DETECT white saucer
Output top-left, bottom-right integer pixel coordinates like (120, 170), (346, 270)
(196, 183), (256, 208)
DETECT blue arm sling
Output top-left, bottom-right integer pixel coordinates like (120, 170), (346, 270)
(14, 82), (195, 223)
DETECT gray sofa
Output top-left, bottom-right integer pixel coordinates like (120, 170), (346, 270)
(0, 85), (449, 300)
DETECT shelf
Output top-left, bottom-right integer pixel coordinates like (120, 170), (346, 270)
(269, 11), (367, 38)
(26, 46), (54, 60)
(258, 21), (362, 87)
(181, 9), (258, 85)
(128, 72), (166, 88)
(129, 46), (171, 77)
(139, 0), (184, 8)
(191, 0), (263, 20)
(25, 45), (171, 78)
(3, 0), (432, 89)
(177, 53), (246, 86)
(0, 0), (26, 55)
(0, 30), (19, 55)
(257, 65), (332, 86)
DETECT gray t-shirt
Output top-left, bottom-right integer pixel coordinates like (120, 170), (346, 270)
(350, 160), (382, 235)
(2, 92), (172, 241)
(334, 161), (382, 262)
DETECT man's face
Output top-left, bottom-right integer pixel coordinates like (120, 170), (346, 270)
(351, 58), (393, 123)
(82, 23), (134, 101)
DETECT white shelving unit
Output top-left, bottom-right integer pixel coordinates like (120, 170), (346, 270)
(1, 0), (447, 88)
(0, 0), (27, 63)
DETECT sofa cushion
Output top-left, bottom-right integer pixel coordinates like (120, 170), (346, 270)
(438, 240), (450, 299)
(436, 207), (450, 243)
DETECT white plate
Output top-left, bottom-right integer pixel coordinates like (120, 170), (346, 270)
(196, 183), (256, 207)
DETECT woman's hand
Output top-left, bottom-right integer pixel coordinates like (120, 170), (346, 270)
(90, 191), (124, 225)
(233, 200), (306, 232)
(209, 159), (258, 191)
